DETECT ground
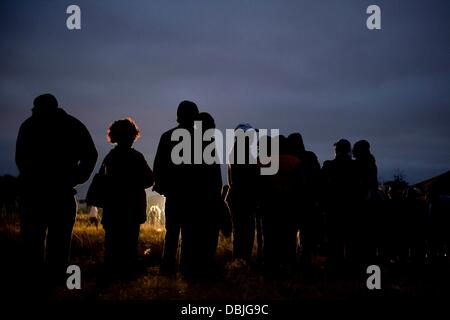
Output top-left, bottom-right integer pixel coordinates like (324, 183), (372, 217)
(0, 212), (449, 303)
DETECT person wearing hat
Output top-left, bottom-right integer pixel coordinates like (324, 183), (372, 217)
(321, 138), (359, 274)
(153, 100), (199, 276)
(16, 93), (98, 285)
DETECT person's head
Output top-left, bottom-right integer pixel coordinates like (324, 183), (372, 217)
(198, 112), (215, 131)
(32, 93), (58, 115)
(334, 139), (351, 157)
(235, 123), (253, 132)
(234, 123), (257, 145)
(288, 132), (305, 154)
(177, 100), (199, 127)
(107, 117), (141, 147)
(353, 139), (371, 159)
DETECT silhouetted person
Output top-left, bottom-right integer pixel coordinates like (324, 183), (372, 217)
(95, 118), (154, 280)
(153, 101), (199, 275)
(353, 140), (378, 194)
(226, 123), (260, 264)
(321, 139), (359, 273)
(15, 93), (98, 285)
(179, 112), (223, 281)
(352, 140), (380, 263)
(260, 135), (302, 276)
(287, 133), (321, 268)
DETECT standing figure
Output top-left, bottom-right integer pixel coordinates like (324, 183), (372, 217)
(227, 124), (260, 264)
(97, 118), (154, 279)
(321, 139), (359, 273)
(352, 140), (379, 264)
(180, 112), (223, 281)
(16, 93), (98, 285)
(287, 133), (321, 268)
(260, 135), (301, 276)
(153, 101), (199, 275)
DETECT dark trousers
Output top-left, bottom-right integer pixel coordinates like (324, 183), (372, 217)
(103, 222), (140, 274)
(262, 205), (298, 273)
(161, 223), (181, 273)
(231, 206), (256, 261)
(325, 207), (356, 272)
(161, 199), (183, 274)
(180, 218), (219, 281)
(20, 192), (76, 283)
(298, 203), (322, 260)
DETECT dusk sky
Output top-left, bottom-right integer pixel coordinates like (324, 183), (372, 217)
(1, 0), (449, 197)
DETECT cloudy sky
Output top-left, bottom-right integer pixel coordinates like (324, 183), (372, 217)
(1, 0), (449, 196)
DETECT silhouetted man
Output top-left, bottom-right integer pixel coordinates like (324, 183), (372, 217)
(180, 112), (223, 281)
(227, 123), (260, 264)
(260, 135), (301, 276)
(15, 93), (97, 284)
(352, 140), (378, 195)
(321, 139), (359, 272)
(352, 140), (379, 263)
(153, 100), (199, 275)
(287, 133), (321, 268)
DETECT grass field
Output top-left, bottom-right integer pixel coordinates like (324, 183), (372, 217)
(1, 210), (449, 302)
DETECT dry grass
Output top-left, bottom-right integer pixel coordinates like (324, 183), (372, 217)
(2, 211), (446, 301)
(50, 215), (363, 301)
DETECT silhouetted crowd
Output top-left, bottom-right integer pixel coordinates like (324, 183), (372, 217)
(13, 94), (450, 286)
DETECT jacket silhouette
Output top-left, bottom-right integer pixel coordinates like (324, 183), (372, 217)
(352, 140), (378, 198)
(101, 146), (154, 225)
(15, 93), (97, 284)
(153, 100), (199, 275)
(16, 95), (97, 194)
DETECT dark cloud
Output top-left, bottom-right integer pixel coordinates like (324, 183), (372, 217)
(1, 0), (449, 196)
